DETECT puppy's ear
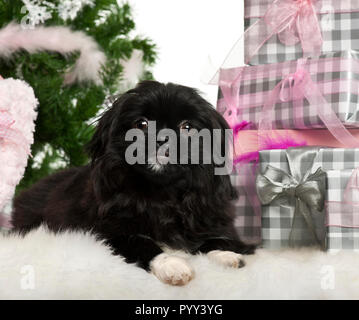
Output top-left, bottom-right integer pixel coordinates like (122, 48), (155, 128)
(210, 107), (230, 129)
(87, 95), (126, 161)
(87, 108), (113, 162)
(208, 107), (231, 136)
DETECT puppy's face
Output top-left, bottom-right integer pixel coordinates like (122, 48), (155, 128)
(88, 81), (231, 186)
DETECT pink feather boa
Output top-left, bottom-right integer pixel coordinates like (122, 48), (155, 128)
(232, 122), (307, 165)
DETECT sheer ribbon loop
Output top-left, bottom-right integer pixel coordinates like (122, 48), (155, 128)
(344, 167), (359, 203)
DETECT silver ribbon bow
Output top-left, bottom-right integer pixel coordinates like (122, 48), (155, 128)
(256, 147), (326, 247)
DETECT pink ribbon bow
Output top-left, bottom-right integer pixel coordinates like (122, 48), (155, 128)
(259, 60), (359, 148)
(244, 0), (323, 66)
(278, 70), (307, 102)
(211, 0), (324, 86)
(264, 0), (323, 58)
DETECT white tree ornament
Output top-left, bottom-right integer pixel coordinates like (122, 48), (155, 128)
(21, 0), (95, 27)
(21, 0), (52, 27)
(57, 0), (95, 21)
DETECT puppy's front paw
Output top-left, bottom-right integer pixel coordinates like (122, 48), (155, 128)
(150, 253), (194, 286)
(207, 250), (245, 268)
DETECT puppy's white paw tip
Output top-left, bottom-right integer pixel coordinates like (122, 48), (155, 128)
(150, 253), (194, 286)
(207, 250), (245, 269)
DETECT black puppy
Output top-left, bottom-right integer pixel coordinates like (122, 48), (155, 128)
(12, 81), (255, 286)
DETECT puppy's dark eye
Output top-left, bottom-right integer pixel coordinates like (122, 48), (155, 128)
(133, 118), (148, 130)
(179, 121), (192, 131)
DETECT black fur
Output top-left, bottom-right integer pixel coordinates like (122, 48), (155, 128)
(12, 81), (255, 271)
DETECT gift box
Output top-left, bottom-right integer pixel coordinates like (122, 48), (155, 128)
(325, 168), (359, 251)
(244, 0), (359, 66)
(257, 147), (359, 249)
(231, 163), (262, 245)
(231, 130), (359, 246)
(218, 51), (359, 136)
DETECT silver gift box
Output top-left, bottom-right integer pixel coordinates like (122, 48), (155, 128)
(258, 147), (359, 249)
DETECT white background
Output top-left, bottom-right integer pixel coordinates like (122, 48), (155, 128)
(128, 0), (244, 106)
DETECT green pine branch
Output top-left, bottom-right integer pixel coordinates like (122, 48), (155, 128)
(0, 0), (157, 191)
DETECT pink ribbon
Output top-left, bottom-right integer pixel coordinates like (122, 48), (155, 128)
(258, 61), (359, 148)
(0, 112), (29, 154)
(344, 168), (359, 203)
(244, 0), (323, 65)
(212, 0), (324, 86)
(219, 68), (244, 128)
(218, 0), (322, 129)
(263, 0), (323, 58)
(326, 168), (359, 228)
(246, 0), (359, 18)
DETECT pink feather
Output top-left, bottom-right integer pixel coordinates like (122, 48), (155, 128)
(232, 121), (252, 135)
(233, 131), (307, 165)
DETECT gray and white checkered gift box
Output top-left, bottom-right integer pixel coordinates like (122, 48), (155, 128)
(326, 169), (359, 251)
(258, 147), (359, 249)
(244, 0), (359, 66)
(217, 51), (359, 130)
(230, 164), (261, 245)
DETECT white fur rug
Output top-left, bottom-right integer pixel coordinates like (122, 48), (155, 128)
(0, 226), (359, 300)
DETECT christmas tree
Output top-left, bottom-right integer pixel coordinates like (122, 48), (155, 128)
(0, 0), (157, 191)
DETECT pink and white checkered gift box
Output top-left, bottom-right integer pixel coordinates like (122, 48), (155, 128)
(218, 51), (359, 145)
